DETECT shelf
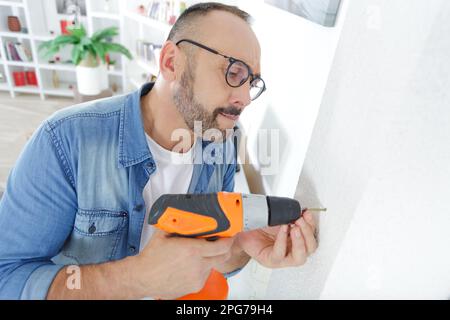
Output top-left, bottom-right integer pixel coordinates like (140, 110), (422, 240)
(0, 31), (31, 39)
(0, 1), (181, 100)
(0, 1), (24, 8)
(38, 63), (122, 76)
(43, 88), (74, 97)
(0, 83), (10, 91)
(91, 11), (120, 20)
(6, 60), (34, 67)
(33, 34), (55, 42)
(56, 13), (87, 20)
(13, 85), (40, 94)
(38, 63), (75, 72)
(124, 11), (171, 34)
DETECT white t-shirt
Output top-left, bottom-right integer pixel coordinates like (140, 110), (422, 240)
(139, 133), (195, 251)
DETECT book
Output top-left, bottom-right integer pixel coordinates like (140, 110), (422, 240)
(22, 44), (33, 62)
(14, 42), (32, 62)
(148, 1), (160, 20)
(4, 44), (10, 60)
(7, 41), (21, 61)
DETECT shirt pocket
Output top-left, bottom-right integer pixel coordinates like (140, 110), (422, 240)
(60, 209), (128, 265)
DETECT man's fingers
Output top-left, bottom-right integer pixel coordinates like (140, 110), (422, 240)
(153, 230), (234, 257)
(197, 237), (235, 258)
(302, 211), (316, 232)
(296, 218), (317, 255)
(290, 226), (307, 265)
(271, 225), (289, 262)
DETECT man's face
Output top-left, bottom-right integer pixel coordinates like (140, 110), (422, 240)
(172, 59), (226, 138)
(172, 11), (261, 140)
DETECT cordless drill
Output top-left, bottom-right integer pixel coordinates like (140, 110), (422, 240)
(148, 192), (303, 300)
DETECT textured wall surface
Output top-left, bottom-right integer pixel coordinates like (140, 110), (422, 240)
(266, 0), (450, 299)
(228, 0), (347, 299)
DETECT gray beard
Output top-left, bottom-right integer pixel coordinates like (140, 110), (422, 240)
(172, 69), (227, 139)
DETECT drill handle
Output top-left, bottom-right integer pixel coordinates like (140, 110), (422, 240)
(149, 193), (244, 238)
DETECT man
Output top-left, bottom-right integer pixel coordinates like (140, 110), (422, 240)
(0, 3), (317, 300)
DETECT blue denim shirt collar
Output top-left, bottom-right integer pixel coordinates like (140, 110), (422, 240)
(118, 83), (155, 168)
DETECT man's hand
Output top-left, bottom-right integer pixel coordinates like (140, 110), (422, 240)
(47, 212), (316, 300)
(213, 235), (251, 274)
(236, 211), (318, 268)
(133, 229), (235, 300)
(47, 228), (234, 300)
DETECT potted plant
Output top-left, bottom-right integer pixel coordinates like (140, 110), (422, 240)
(39, 24), (132, 95)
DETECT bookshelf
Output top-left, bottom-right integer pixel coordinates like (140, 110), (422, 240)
(0, 0), (187, 100)
(121, 0), (176, 90)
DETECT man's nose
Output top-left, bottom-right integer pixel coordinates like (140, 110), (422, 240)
(229, 82), (252, 109)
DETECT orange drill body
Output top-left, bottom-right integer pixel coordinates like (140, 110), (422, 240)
(149, 192), (302, 300)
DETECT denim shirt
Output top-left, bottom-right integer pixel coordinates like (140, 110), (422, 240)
(0, 83), (237, 300)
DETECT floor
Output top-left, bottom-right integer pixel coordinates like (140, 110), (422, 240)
(0, 92), (74, 190)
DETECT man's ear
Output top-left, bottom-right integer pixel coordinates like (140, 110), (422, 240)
(159, 41), (182, 82)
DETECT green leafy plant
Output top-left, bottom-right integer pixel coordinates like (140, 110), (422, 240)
(39, 24), (132, 67)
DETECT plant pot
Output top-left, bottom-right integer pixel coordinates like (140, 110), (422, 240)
(8, 16), (21, 32)
(99, 63), (109, 91)
(76, 56), (109, 95)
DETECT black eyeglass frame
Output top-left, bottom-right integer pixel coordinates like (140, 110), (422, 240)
(175, 39), (266, 100)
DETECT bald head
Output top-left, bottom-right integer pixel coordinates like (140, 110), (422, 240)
(168, 2), (260, 76)
(198, 10), (261, 74)
(167, 2), (252, 43)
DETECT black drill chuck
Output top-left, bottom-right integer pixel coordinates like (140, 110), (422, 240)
(266, 196), (302, 226)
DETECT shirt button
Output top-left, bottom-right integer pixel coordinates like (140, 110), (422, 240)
(134, 204), (144, 212)
(129, 246), (137, 253)
(88, 223), (96, 234)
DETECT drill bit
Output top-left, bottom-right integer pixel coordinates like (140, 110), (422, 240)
(305, 208), (327, 212)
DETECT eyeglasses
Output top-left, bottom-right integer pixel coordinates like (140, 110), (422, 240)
(175, 39), (266, 101)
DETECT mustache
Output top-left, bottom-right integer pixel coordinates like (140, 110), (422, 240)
(214, 106), (242, 117)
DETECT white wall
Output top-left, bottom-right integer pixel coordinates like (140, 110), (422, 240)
(237, 0), (347, 197)
(228, 0), (348, 299)
(266, 0), (450, 299)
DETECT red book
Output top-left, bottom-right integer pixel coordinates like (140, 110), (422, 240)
(13, 71), (26, 86)
(25, 71), (38, 86)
